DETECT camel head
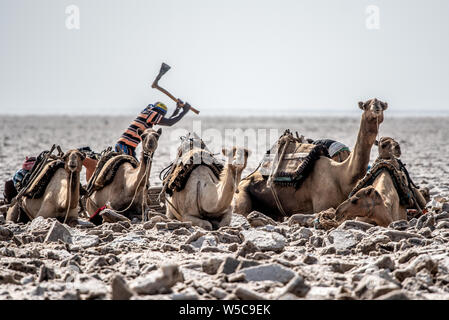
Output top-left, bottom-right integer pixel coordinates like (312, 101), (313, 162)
(139, 128), (162, 155)
(335, 186), (383, 222)
(221, 146), (250, 193)
(358, 98), (388, 134)
(375, 137), (401, 159)
(63, 149), (86, 173)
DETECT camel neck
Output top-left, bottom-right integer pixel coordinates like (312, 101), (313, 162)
(344, 116), (377, 185)
(213, 165), (238, 213)
(66, 171), (80, 209)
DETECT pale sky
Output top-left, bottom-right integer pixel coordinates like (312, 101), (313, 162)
(1, 0), (448, 115)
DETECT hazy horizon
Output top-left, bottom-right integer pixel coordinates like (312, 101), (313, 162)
(1, 0), (448, 116)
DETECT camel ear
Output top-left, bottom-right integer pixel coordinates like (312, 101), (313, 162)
(374, 140), (379, 146)
(351, 197), (359, 204)
(157, 128), (162, 136)
(78, 151), (86, 160)
(244, 148), (251, 158)
(358, 101), (365, 110)
(382, 102), (388, 110)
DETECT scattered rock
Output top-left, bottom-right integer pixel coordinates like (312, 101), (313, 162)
(374, 256), (395, 270)
(217, 257), (241, 275)
(44, 221), (72, 244)
(241, 229), (286, 252)
(202, 258), (224, 275)
(280, 275), (310, 298)
(234, 286), (265, 300)
(130, 264), (184, 295)
(235, 240), (260, 258)
(288, 214), (315, 227)
(383, 230), (419, 242)
(328, 230), (357, 251)
(240, 263), (295, 284)
(111, 275), (135, 300)
(247, 211), (277, 227)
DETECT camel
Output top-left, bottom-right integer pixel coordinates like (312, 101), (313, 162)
(234, 98), (388, 221)
(86, 128), (161, 219)
(166, 146), (249, 230)
(6, 149), (85, 225)
(334, 137), (427, 227)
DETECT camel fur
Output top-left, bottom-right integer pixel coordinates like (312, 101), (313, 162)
(6, 149), (85, 225)
(234, 98), (388, 221)
(86, 128), (161, 219)
(166, 146), (249, 230)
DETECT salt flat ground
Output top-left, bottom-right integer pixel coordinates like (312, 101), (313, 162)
(0, 115), (448, 198)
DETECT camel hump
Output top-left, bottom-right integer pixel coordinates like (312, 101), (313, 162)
(23, 159), (65, 199)
(92, 155), (139, 192)
(163, 147), (224, 196)
(259, 130), (329, 188)
(349, 158), (414, 207)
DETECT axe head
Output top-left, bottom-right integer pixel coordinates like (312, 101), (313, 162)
(152, 62), (171, 87)
(160, 62), (171, 76)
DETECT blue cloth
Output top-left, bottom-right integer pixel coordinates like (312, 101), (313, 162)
(13, 168), (29, 189)
(115, 142), (137, 159)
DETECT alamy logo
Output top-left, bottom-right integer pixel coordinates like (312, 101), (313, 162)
(365, 5), (380, 30)
(65, 5), (80, 30)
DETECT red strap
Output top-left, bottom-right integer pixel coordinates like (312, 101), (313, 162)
(89, 205), (107, 220)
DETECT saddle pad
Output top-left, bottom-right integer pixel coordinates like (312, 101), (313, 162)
(91, 155), (139, 192)
(259, 133), (328, 188)
(23, 160), (65, 199)
(349, 158), (414, 207)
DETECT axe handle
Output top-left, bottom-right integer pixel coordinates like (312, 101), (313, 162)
(152, 84), (200, 114)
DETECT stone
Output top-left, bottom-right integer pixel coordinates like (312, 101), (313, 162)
(303, 255), (318, 265)
(230, 214), (250, 229)
(246, 211), (277, 227)
(436, 221), (449, 229)
(383, 230), (419, 242)
(374, 255), (395, 270)
(130, 264), (184, 295)
(375, 290), (410, 300)
(202, 258), (224, 275)
(171, 288), (199, 300)
(240, 263), (295, 284)
(111, 275), (135, 300)
(393, 268), (416, 282)
(235, 240), (260, 258)
(354, 274), (400, 299)
(234, 286), (265, 300)
(388, 220), (408, 231)
(281, 275), (310, 298)
(328, 230), (357, 251)
(210, 288), (228, 299)
(398, 250), (418, 264)
(38, 265), (55, 282)
(338, 220), (373, 232)
(309, 235), (324, 248)
(228, 273), (246, 283)
(292, 227), (313, 241)
(217, 257), (241, 275)
(241, 229), (286, 252)
(0, 226), (13, 241)
(180, 244), (195, 253)
(43, 221), (70, 243)
(329, 262), (357, 273)
(288, 214), (315, 227)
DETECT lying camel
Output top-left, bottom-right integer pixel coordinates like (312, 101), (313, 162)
(334, 137), (425, 226)
(166, 147), (249, 230)
(234, 98), (388, 220)
(7, 149), (85, 225)
(86, 128), (161, 219)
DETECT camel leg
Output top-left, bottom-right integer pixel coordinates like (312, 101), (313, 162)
(6, 203), (20, 222)
(217, 211), (232, 228)
(183, 214), (213, 230)
(233, 183), (253, 217)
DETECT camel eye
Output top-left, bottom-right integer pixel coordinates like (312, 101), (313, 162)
(351, 198), (358, 204)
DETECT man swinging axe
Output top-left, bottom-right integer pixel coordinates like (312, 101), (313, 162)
(115, 62), (200, 159)
(82, 63), (200, 182)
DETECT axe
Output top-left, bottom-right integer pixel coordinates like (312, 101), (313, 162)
(151, 63), (200, 114)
